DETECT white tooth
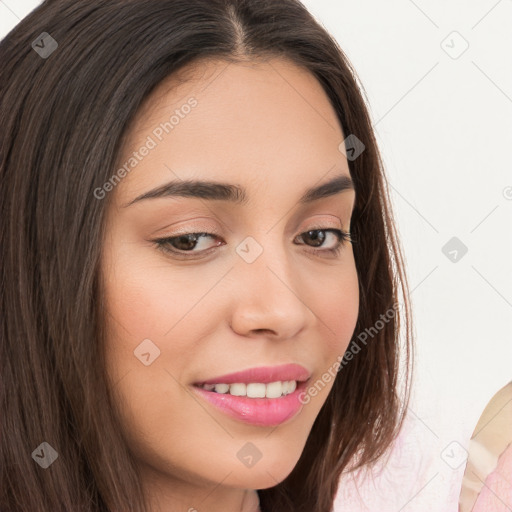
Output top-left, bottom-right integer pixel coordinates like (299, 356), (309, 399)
(265, 381), (283, 398)
(207, 381), (296, 397)
(213, 383), (229, 394)
(247, 383), (266, 398)
(229, 383), (246, 396)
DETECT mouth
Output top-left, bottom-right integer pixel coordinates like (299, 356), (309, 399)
(190, 365), (312, 427)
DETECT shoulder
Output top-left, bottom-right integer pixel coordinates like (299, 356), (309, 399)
(473, 381), (512, 450)
(459, 381), (512, 512)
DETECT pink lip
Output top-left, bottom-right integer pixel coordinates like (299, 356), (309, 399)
(193, 363), (311, 386)
(191, 379), (309, 427)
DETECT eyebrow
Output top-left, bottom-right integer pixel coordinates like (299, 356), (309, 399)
(122, 173), (354, 208)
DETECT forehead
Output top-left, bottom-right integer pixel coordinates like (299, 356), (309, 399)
(114, 57), (350, 206)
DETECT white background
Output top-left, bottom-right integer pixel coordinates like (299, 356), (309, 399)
(2, 1), (511, 511)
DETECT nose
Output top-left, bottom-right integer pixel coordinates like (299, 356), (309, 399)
(227, 238), (313, 340)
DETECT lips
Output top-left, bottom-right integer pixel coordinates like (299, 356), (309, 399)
(191, 375), (310, 426)
(193, 363), (311, 386)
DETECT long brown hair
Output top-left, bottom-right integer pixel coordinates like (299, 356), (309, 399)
(0, 1), (413, 511)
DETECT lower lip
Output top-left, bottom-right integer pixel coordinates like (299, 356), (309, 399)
(191, 381), (308, 427)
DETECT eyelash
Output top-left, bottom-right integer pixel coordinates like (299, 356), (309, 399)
(153, 227), (353, 260)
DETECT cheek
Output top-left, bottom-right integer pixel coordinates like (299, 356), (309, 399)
(104, 267), (173, 337)
(100, 238), (234, 396)
(101, 243), (211, 350)
(100, 245), (219, 474)
(295, 262), (359, 412)
(316, 257), (360, 359)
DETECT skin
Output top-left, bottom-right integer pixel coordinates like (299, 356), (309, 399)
(100, 57), (359, 512)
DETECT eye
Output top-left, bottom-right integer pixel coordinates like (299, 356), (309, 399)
(297, 228), (351, 254)
(294, 228), (352, 257)
(152, 227), (353, 259)
(154, 232), (223, 257)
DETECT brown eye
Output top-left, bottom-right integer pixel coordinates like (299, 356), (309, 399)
(295, 228), (352, 255)
(154, 232), (223, 257)
(301, 230), (327, 247)
(168, 233), (208, 251)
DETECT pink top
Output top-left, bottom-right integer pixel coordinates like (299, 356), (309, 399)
(472, 443), (512, 512)
(334, 412), (463, 512)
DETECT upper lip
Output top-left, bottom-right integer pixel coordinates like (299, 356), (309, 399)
(193, 363), (311, 386)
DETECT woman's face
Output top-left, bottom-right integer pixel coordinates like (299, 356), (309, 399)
(101, 57), (359, 510)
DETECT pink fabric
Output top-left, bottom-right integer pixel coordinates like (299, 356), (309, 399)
(334, 412), (462, 512)
(472, 443), (512, 512)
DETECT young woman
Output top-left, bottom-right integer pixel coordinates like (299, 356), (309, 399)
(0, 1), (413, 511)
